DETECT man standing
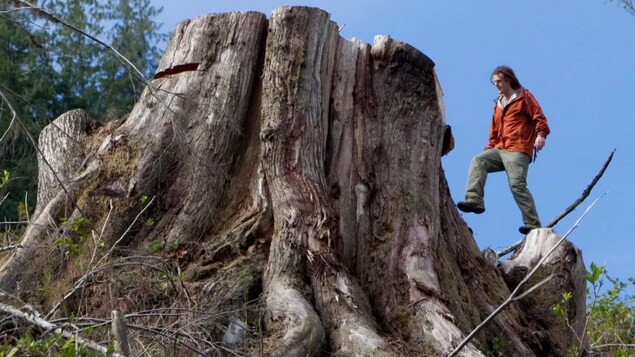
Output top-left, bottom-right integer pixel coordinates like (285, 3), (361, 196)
(457, 66), (550, 235)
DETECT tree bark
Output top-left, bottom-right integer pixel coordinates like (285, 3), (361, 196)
(0, 6), (587, 357)
(261, 7), (390, 356)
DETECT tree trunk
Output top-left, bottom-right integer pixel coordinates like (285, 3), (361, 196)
(0, 7), (586, 357)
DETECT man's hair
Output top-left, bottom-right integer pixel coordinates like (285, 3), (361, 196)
(491, 66), (522, 90)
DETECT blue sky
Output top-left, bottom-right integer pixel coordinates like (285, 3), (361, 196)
(152, 1), (635, 290)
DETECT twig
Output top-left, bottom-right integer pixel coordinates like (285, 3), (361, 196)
(23, 191), (29, 222)
(448, 195), (604, 357)
(495, 238), (524, 259)
(594, 343), (635, 349)
(497, 150), (614, 258)
(0, 221), (32, 225)
(0, 193), (11, 208)
(99, 196), (155, 264)
(0, 302), (123, 357)
(576, 283), (601, 357)
(0, 102), (16, 144)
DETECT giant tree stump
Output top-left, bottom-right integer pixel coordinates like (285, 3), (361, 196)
(0, 7), (586, 356)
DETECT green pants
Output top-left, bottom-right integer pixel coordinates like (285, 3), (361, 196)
(465, 149), (541, 227)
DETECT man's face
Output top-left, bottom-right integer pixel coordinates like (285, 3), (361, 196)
(492, 74), (512, 96)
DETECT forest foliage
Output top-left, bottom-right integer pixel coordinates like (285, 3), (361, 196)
(0, 0), (165, 221)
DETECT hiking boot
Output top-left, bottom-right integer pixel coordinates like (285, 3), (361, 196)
(519, 225), (540, 235)
(457, 201), (485, 214)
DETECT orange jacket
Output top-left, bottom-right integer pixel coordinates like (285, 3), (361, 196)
(485, 88), (550, 159)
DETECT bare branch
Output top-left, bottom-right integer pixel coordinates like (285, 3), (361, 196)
(576, 285), (601, 357)
(594, 343), (635, 349)
(545, 149), (614, 228)
(495, 237), (524, 258)
(0, 6), (33, 14)
(23, 191), (29, 222)
(0, 193), (10, 208)
(0, 245), (22, 252)
(0, 221), (30, 225)
(0, 302), (123, 356)
(99, 196), (155, 264)
(449, 196), (604, 357)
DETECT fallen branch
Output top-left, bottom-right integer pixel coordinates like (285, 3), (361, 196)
(0, 302), (123, 357)
(497, 150), (614, 258)
(0, 245), (22, 252)
(449, 195), (604, 357)
(111, 310), (130, 356)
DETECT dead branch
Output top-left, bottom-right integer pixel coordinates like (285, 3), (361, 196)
(0, 245), (22, 252)
(0, 302), (123, 356)
(112, 310), (130, 356)
(0, 221), (30, 225)
(594, 343), (635, 350)
(496, 238), (525, 259)
(497, 150), (614, 258)
(545, 150), (614, 228)
(0, 100), (16, 144)
(449, 195), (604, 357)
(0, 193), (10, 208)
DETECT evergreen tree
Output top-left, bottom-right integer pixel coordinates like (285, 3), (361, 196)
(0, 1), (59, 221)
(0, 0), (165, 221)
(101, 0), (165, 119)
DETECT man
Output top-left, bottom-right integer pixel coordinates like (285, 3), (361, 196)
(457, 66), (550, 235)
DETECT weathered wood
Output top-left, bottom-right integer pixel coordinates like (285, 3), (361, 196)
(327, 37), (366, 272)
(0, 302), (123, 357)
(110, 11), (267, 244)
(261, 7), (389, 356)
(112, 310), (131, 356)
(2, 6), (590, 356)
(34, 109), (93, 219)
(500, 229), (587, 355)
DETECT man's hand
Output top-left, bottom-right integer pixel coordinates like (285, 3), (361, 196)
(534, 135), (546, 151)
